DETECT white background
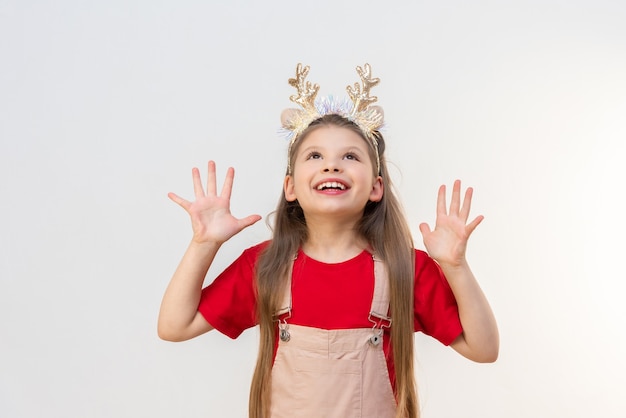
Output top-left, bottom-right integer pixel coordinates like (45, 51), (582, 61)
(1, 1), (625, 417)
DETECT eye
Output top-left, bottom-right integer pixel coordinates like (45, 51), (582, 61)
(344, 152), (359, 161)
(306, 151), (322, 160)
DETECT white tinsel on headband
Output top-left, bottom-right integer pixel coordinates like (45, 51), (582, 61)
(281, 96), (384, 142)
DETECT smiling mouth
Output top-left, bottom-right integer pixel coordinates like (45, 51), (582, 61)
(316, 181), (347, 191)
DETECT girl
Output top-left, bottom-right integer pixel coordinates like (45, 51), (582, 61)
(158, 64), (499, 418)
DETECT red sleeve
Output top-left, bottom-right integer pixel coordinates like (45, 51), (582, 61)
(197, 242), (267, 339)
(413, 250), (463, 345)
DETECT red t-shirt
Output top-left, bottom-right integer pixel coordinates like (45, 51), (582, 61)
(198, 241), (463, 388)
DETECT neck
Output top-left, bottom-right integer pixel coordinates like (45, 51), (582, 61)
(301, 216), (368, 263)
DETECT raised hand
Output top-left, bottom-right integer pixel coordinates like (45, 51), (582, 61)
(168, 161), (261, 245)
(418, 180), (483, 268)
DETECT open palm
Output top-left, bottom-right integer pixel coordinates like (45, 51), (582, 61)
(419, 180), (483, 267)
(168, 161), (261, 245)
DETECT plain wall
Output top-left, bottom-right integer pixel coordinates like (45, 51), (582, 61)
(1, 1), (625, 417)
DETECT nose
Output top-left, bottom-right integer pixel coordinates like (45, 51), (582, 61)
(322, 157), (341, 173)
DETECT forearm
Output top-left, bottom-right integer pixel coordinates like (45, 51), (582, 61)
(439, 260), (499, 362)
(157, 241), (220, 341)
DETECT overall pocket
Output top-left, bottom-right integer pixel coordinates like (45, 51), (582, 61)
(292, 356), (363, 418)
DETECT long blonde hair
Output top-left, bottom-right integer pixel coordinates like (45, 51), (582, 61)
(249, 114), (418, 418)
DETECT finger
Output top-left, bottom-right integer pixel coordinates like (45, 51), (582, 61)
(449, 180), (461, 215)
(418, 222), (431, 237)
(192, 167), (204, 199)
(206, 161), (217, 196)
(220, 167), (235, 200)
(168, 192), (191, 211)
(466, 215), (484, 236)
(238, 214), (262, 229)
(436, 184), (447, 216)
(459, 186), (474, 222)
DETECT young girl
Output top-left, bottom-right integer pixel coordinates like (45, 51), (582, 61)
(158, 64), (499, 418)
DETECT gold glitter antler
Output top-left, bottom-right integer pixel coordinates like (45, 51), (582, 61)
(288, 63), (319, 112)
(346, 64), (380, 115)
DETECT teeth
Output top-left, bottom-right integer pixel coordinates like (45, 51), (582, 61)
(317, 181), (346, 190)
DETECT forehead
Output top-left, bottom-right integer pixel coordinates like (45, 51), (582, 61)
(296, 125), (370, 152)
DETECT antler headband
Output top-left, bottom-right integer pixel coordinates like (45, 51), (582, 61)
(281, 63), (384, 174)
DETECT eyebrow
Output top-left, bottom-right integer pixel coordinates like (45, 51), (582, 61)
(298, 145), (367, 156)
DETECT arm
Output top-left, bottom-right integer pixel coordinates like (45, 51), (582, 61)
(157, 161), (261, 342)
(419, 180), (499, 363)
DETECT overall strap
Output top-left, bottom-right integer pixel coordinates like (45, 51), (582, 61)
(368, 255), (391, 347)
(274, 257), (295, 342)
(275, 258), (295, 319)
(369, 255), (391, 327)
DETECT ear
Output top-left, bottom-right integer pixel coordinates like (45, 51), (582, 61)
(284, 175), (298, 202)
(369, 176), (384, 202)
(281, 108), (303, 129)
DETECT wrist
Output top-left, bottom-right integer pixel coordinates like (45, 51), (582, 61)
(188, 239), (222, 253)
(436, 257), (469, 272)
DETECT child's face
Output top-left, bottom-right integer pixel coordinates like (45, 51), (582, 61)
(284, 125), (383, 221)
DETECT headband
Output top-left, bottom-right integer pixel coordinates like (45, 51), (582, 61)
(281, 63), (384, 174)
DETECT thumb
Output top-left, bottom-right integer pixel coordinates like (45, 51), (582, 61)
(466, 215), (484, 236)
(238, 214), (262, 230)
(418, 222), (431, 237)
(168, 192), (191, 211)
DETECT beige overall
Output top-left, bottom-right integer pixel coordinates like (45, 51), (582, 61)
(270, 255), (397, 418)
